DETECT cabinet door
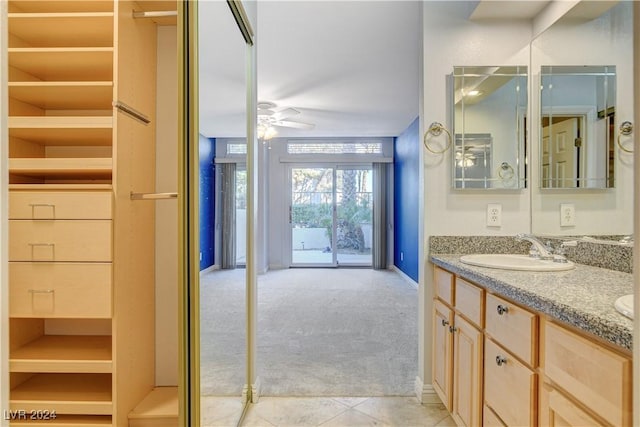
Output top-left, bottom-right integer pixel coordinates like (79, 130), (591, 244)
(452, 315), (483, 427)
(542, 384), (604, 427)
(433, 299), (453, 410)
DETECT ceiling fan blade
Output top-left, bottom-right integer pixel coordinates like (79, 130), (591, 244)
(272, 108), (300, 121)
(274, 120), (315, 130)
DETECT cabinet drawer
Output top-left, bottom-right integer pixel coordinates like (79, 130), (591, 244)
(483, 404), (506, 427)
(455, 278), (483, 327)
(9, 220), (112, 262)
(10, 191), (112, 220)
(543, 321), (631, 427)
(485, 293), (537, 366)
(485, 338), (536, 427)
(434, 267), (454, 305)
(10, 263), (112, 318)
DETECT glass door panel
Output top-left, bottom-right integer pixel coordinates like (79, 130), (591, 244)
(236, 167), (247, 265)
(290, 167), (336, 266)
(336, 166), (373, 266)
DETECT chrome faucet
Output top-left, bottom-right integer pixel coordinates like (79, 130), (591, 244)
(516, 234), (554, 260)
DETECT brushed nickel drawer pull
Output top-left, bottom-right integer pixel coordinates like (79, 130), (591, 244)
(441, 319), (449, 327)
(449, 325), (457, 333)
(496, 355), (507, 366)
(28, 289), (54, 294)
(497, 304), (509, 315)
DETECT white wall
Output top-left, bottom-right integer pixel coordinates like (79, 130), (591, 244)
(155, 25), (179, 386)
(530, 2), (634, 235)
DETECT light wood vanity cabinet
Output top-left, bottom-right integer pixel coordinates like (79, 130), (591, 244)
(539, 321), (632, 427)
(432, 268), (484, 427)
(432, 265), (632, 427)
(7, 1), (175, 425)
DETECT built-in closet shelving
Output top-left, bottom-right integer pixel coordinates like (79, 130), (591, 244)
(7, 1), (175, 425)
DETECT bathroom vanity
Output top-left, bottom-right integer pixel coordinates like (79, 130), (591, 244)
(430, 255), (632, 427)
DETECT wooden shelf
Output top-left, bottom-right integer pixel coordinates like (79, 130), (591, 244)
(11, 336), (112, 374)
(9, 82), (113, 110)
(8, 2), (114, 13)
(9, 183), (113, 191)
(9, 415), (111, 426)
(9, 13), (114, 48)
(9, 116), (112, 146)
(10, 373), (112, 415)
(9, 48), (113, 81)
(9, 158), (113, 178)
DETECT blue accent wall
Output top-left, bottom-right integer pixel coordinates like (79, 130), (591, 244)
(393, 118), (419, 282)
(199, 134), (215, 271)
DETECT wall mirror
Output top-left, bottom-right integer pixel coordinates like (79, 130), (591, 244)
(540, 65), (616, 189)
(530, 1), (633, 237)
(451, 66), (527, 189)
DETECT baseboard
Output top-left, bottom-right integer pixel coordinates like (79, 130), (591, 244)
(199, 265), (219, 275)
(414, 376), (441, 404)
(252, 376), (261, 403)
(242, 376), (262, 403)
(393, 266), (418, 289)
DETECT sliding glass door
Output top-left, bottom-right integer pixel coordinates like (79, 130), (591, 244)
(290, 167), (335, 266)
(336, 166), (373, 266)
(290, 165), (373, 267)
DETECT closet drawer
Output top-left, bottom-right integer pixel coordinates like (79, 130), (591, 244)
(485, 293), (537, 366)
(485, 338), (536, 427)
(10, 262), (112, 318)
(543, 321), (631, 427)
(455, 278), (483, 328)
(9, 191), (112, 220)
(434, 267), (454, 305)
(9, 220), (112, 262)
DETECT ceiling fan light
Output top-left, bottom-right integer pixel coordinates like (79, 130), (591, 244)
(264, 126), (277, 140)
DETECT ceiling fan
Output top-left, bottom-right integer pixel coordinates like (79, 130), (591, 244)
(257, 102), (315, 140)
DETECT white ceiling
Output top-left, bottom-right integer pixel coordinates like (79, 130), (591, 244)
(198, 1), (421, 139)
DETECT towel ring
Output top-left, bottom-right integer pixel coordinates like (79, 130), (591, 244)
(498, 162), (514, 180)
(423, 122), (452, 154)
(617, 121), (633, 153)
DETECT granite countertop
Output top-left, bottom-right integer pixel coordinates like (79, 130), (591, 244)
(430, 254), (633, 351)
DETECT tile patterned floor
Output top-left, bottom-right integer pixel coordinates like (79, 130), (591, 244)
(202, 396), (454, 427)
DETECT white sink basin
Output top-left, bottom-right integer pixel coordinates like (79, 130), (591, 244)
(459, 254), (575, 272)
(614, 294), (633, 319)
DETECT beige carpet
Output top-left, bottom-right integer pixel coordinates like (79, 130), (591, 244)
(200, 268), (418, 397)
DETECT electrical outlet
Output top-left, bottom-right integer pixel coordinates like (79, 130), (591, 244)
(560, 203), (575, 227)
(487, 203), (502, 227)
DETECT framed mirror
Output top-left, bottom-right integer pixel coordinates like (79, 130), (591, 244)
(452, 66), (527, 189)
(540, 65), (616, 189)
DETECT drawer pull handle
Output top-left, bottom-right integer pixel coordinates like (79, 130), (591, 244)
(28, 289), (54, 294)
(29, 203), (56, 219)
(441, 319), (449, 327)
(496, 304), (509, 315)
(448, 325), (457, 333)
(495, 355), (507, 366)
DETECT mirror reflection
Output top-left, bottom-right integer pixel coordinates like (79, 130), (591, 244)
(530, 1), (633, 237)
(540, 65), (615, 189)
(452, 66), (527, 189)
